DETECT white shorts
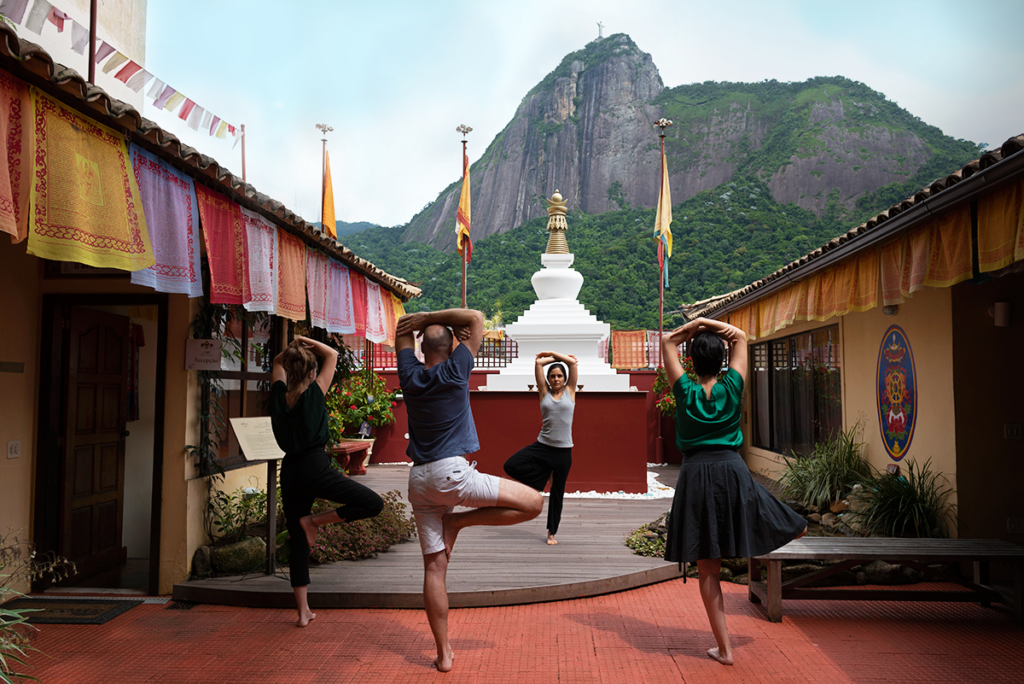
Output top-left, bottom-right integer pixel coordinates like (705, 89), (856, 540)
(407, 456), (501, 555)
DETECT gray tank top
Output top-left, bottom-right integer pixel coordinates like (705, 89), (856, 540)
(538, 391), (574, 448)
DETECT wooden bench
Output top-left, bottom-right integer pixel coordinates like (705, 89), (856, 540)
(330, 442), (372, 475)
(747, 537), (1024, 625)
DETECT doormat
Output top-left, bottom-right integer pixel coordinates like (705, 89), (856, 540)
(4, 598), (144, 624)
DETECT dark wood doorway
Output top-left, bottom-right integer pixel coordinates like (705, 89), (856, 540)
(35, 294), (167, 595)
(61, 307), (130, 581)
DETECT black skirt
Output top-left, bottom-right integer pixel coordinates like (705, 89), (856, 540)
(664, 448), (807, 563)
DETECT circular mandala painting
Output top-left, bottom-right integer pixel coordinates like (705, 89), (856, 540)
(876, 325), (917, 461)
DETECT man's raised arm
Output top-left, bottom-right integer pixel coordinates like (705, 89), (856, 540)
(396, 308), (485, 356)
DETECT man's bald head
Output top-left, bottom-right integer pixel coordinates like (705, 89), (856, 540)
(421, 324), (454, 356)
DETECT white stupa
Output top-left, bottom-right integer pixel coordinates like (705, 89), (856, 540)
(485, 191), (632, 392)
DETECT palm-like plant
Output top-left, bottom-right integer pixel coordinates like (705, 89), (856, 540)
(854, 458), (957, 538)
(777, 423), (871, 510)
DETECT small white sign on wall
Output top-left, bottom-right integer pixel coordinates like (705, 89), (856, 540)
(185, 339), (222, 371)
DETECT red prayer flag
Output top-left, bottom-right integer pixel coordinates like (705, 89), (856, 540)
(113, 61), (143, 84)
(349, 270), (368, 338)
(195, 184), (248, 304)
(178, 99), (197, 121)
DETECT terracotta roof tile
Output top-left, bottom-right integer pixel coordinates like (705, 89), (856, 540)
(0, 28), (420, 301)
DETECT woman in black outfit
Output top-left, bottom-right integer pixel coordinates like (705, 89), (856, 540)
(270, 336), (383, 627)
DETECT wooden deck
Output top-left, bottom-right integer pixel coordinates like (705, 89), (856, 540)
(174, 465), (684, 609)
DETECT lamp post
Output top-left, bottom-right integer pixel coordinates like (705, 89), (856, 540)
(456, 124), (472, 307)
(315, 123), (333, 225)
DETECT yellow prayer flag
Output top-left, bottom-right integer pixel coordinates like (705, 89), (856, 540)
(214, 121), (229, 139)
(322, 150), (336, 239)
(456, 151), (472, 262)
(27, 88), (153, 271)
(163, 92), (186, 112)
(654, 149), (673, 257)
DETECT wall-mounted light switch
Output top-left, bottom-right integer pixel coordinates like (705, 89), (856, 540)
(7, 441), (20, 459)
(1005, 423), (1022, 440)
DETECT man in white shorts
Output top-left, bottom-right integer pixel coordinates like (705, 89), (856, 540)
(396, 308), (542, 673)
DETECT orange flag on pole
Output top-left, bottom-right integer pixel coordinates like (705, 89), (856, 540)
(456, 150), (471, 262)
(322, 150), (336, 239)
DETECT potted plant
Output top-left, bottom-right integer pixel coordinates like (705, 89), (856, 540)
(325, 369), (399, 473)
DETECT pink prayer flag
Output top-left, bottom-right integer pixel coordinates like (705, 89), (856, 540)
(113, 61), (143, 84)
(153, 85), (176, 109)
(46, 6), (68, 31)
(365, 280), (387, 343)
(208, 115), (220, 136)
(196, 184), (248, 305)
(178, 99), (196, 121)
(326, 259), (355, 334)
(306, 248), (329, 329)
(349, 271), (368, 337)
(94, 40), (115, 63)
(228, 124), (235, 135)
(240, 208), (277, 313)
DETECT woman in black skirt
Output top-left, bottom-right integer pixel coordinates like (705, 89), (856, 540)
(661, 318), (806, 665)
(270, 336), (384, 627)
(504, 351), (577, 545)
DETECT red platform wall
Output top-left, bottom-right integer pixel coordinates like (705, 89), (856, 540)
(369, 370), (654, 493)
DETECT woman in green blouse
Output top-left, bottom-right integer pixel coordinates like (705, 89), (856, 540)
(661, 318), (806, 666)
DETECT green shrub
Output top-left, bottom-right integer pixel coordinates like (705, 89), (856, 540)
(208, 484), (283, 545)
(625, 526), (665, 558)
(777, 423), (871, 509)
(854, 459), (956, 538)
(1, 529), (75, 684)
(308, 490), (416, 563)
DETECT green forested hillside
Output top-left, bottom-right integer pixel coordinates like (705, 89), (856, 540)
(347, 176), (859, 329)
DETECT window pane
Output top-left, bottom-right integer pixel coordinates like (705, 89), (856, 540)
(790, 333), (816, 457)
(812, 326), (842, 444)
(771, 340), (793, 454)
(751, 343), (770, 448)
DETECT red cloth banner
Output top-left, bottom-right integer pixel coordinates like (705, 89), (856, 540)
(349, 270), (368, 337)
(196, 184), (247, 304)
(0, 70), (30, 243)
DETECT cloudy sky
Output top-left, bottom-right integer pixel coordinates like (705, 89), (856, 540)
(140, 0), (1024, 229)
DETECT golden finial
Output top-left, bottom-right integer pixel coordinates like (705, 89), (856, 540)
(545, 190), (570, 254)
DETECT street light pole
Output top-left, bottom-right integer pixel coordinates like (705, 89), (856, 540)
(315, 123), (333, 226)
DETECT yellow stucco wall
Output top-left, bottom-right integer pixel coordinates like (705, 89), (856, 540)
(741, 287), (958, 517)
(0, 242), (41, 595)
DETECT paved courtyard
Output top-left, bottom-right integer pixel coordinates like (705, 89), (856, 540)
(21, 577), (1024, 683)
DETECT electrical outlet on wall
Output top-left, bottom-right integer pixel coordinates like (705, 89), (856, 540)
(1009, 518), (1024, 535)
(6, 440), (20, 459)
(1005, 423), (1023, 440)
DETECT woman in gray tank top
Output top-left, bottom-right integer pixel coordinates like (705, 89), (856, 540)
(503, 351), (577, 544)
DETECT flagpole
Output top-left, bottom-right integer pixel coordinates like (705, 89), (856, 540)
(316, 123), (333, 227)
(461, 137), (468, 308)
(658, 131), (666, 357)
(87, 0), (97, 84)
(241, 124), (246, 181)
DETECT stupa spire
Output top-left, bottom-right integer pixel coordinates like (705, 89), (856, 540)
(545, 190), (570, 255)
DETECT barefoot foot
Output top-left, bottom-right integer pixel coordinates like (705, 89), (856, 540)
(299, 515), (317, 550)
(434, 649), (454, 672)
(441, 513), (460, 561)
(708, 647), (733, 666)
(295, 610), (317, 628)
(794, 525), (808, 540)
(546, 534), (558, 545)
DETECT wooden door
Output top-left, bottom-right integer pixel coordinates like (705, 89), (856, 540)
(60, 307), (130, 582)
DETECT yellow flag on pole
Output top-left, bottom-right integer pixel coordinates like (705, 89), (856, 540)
(322, 150), (336, 239)
(456, 151), (472, 262)
(654, 147), (672, 286)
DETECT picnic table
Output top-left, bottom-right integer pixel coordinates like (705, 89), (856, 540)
(747, 537), (1024, 624)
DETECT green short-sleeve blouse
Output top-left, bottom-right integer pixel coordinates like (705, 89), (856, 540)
(672, 367), (744, 453)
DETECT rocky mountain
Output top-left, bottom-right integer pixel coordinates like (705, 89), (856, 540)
(399, 34), (983, 252)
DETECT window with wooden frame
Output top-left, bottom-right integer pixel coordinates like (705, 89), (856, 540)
(750, 325), (841, 457)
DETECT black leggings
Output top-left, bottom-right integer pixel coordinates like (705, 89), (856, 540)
(504, 441), (572, 535)
(280, 447), (383, 587)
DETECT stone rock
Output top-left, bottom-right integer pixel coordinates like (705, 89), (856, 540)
(191, 545), (212, 579)
(861, 559), (918, 585)
(211, 537), (266, 575)
(808, 513), (822, 524)
(829, 500), (850, 514)
(643, 529), (659, 539)
(651, 511), (669, 530)
(821, 513), (838, 529)
(807, 504), (819, 514)
(719, 567), (733, 581)
(721, 558), (748, 574)
(731, 573), (750, 585)
(785, 500), (807, 515)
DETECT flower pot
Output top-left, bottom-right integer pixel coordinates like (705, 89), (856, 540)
(332, 437), (375, 475)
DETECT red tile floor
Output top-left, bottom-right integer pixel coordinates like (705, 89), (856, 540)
(22, 579), (1024, 683)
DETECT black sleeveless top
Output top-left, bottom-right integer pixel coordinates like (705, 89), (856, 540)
(269, 381), (329, 456)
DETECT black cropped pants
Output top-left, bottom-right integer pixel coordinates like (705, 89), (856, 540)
(280, 446), (384, 587)
(504, 441), (573, 535)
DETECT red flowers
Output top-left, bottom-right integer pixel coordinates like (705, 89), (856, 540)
(391, 401), (397, 407)
(350, 405), (357, 410)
